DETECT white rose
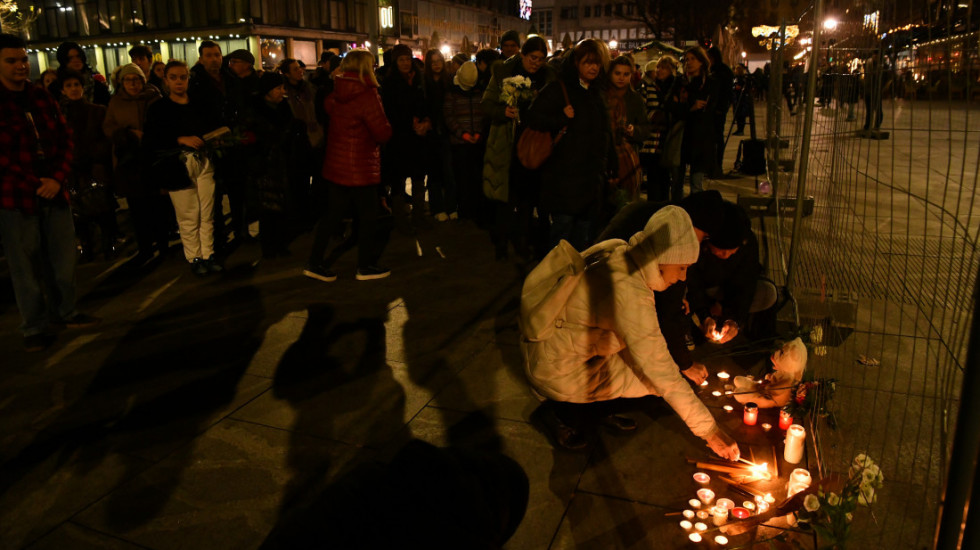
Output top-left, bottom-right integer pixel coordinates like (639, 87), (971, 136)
(846, 513), (853, 522)
(858, 486), (877, 506)
(804, 494), (821, 512)
(814, 345), (828, 356)
(827, 492), (841, 506)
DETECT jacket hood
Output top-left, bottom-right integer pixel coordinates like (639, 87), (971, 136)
(626, 206), (700, 292)
(115, 85), (161, 102)
(332, 74), (376, 103)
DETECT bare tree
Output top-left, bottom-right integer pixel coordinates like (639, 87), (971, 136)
(624, 0), (754, 45)
(0, 1), (39, 34)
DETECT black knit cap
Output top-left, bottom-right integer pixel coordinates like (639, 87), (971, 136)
(257, 72), (284, 97)
(710, 201), (752, 250)
(678, 190), (724, 237)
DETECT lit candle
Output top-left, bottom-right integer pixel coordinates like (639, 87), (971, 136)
(696, 510), (710, 520)
(683, 509), (696, 519)
(712, 390), (723, 397)
(694, 522), (708, 531)
(693, 472), (711, 484)
(680, 520), (693, 530)
(784, 424), (806, 464)
(742, 501), (756, 511)
(716, 498), (734, 510)
(731, 507), (751, 519)
(761, 422), (772, 432)
(697, 488), (715, 505)
(724, 390), (733, 395)
(764, 493), (775, 503)
(743, 402), (759, 426)
(689, 498), (702, 508)
(717, 371), (731, 380)
(711, 505), (728, 526)
(689, 533), (703, 542)
(757, 501), (770, 512)
(723, 405), (734, 413)
(715, 535), (729, 545)
(787, 468), (812, 497)
(779, 409), (793, 430)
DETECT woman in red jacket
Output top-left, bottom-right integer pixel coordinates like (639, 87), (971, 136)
(305, 50), (394, 282)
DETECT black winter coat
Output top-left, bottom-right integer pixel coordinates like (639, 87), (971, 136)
(142, 96), (221, 191)
(528, 73), (615, 216)
(678, 73), (719, 173)
(245, 97), (308, 212)
(381, 70), (427, 168)
(686, 233), (763, 328)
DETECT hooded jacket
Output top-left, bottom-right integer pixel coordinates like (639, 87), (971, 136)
(322, 73), (393, 187)
(521, 231), (718, 440)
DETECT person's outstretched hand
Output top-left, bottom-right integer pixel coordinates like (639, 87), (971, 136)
(682, 363), (708, 385)
(706, 430), (740, 461)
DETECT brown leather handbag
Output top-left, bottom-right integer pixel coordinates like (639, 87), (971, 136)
(516, 81), (570, 170)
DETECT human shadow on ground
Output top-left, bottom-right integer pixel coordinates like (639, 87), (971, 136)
(0, 283), (268, 544)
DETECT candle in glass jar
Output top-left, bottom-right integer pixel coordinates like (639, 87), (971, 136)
(779, 409), (793, 430)
(697, 488), (715, 505)
(743, 402), (759, 426)
(784, 424), (806, 464)
(711, 506), (728, 526)
(716, 498), (735, 510)
(787, 468), (812, 497)
(693, 472), (711, 484)
(731, 507), (751, 519)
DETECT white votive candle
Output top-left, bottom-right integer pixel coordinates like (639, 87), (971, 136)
(694, 522), (708, 531)
(680, 520), (693, 530)
(689, 532), (703, 542)
(784, 424), (806, 464)
(683, 509), (696, 519)
(715, 535), (729, 545)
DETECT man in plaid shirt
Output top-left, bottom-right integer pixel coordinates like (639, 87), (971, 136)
(0, 33), (100, 351)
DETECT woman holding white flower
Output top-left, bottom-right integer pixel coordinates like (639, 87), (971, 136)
(482, 36), (556, 260)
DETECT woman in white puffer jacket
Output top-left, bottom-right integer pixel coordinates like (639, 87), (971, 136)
(522, 206), (740, 458)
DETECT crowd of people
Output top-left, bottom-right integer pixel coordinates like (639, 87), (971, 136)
(2, 29), (776, 466)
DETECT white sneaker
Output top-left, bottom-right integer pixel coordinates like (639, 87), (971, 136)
(448, 211), (458, 220)
(434, 212), (449, 222)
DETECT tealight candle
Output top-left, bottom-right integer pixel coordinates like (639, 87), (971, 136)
(694, 522), (708, 531)
(683, 509), (695, 519)
(711, 506), (728, 526)
(689, 499), (702, 508)
(723, 405), (734, 412)
(743, 501), (756, 511)
(697, 488), (715, 505)
(731, 507), (751, 519)
(779, 409), (794, 430)
(724, 390), (733, 395)
(712, 390), (723, 397)
(761, 422), (772, 432)
(784, 424), (806, 464)
(715, 535), (729, 545)
(743, 402), (759, 426)
(757, 501), (770, 512)
(693, 472), (711, 484)
(700, 380), (709, 387)
(764, 493), (776, 503)
(697, 510), (710, 520)
(716, 498), (734, 510)
(717, 371), (731, 380)
(787, 468), (812, 497)
(680, 520), (693, 530)
(689, 533), (703, 542)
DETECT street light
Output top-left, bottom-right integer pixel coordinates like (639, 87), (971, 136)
(823, 18), (838, 31)
(741, 51), (747, 59)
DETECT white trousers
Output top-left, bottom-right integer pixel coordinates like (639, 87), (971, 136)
(169, 153), (216, 262)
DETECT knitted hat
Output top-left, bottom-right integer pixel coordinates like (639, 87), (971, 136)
(710, 201), (751, 250)
(226, 49), (255, 65)
(257, 72), (284, 97)
(500, 30), (521, 48)
(117, 63), (146, 83)
(644, 60), (658, 74)
(390, 44), (413, 61)
(454, 61), (479, 90)
(677, 190), (724, 237)
(633, 206), (700, 266)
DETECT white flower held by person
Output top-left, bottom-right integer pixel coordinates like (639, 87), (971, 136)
(804, 494), (821, 512)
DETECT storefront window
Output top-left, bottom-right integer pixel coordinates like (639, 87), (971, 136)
(261, 38), (286, 71)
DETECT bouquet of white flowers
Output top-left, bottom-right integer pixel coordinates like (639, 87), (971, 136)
(795, 453), (885, 549)
(499, 75), (535, 107)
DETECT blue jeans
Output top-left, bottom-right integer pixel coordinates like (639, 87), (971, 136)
(0, 202), (79, 336)
(550, 213), (591, 251)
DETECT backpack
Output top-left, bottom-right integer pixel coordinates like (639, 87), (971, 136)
(519, 239), (626, 342)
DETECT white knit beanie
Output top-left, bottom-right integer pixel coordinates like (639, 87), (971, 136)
(633, 205), (700, 265)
